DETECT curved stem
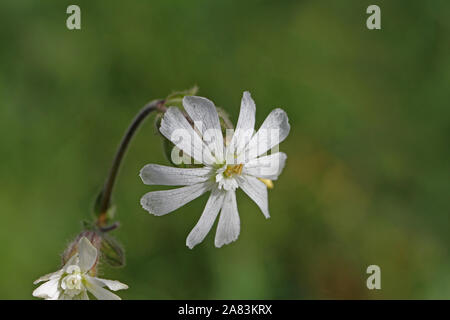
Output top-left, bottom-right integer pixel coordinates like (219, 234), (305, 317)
(97, 99), (165, 227)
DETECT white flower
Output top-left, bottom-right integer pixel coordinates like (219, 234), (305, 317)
(140, 91), (290, 248)
(32, 237), (128, 300)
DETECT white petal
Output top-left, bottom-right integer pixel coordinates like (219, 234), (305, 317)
(186, 188), (226, 249)
(243, 108), (290, 160)
(32, 278), (60, 299)
(71, 291), (89, 300)
(33, 270), (63, 285)
(78, 237), (98, 273)
(159, 106), (215, 165)
(90, 277), (129, 291)
(47, 291), (62, 300)
(62, 254), (79, 272)
(183, 96), (224, 162)
(85, 277), (121, 300)
(242, 152), (287, 180)
(237, 175), (269, 218)
(215, 191), (240, 248)
(226, 91), (256, 161)
(140, 164), (212, 186)
(236, 92), (256, 134)
(140, 182), (213, 216)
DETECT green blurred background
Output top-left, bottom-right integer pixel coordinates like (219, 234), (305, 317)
(0, 0), (449, 299)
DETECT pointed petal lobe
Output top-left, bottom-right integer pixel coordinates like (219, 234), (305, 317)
(89, 277), (128, 291)
(33, 270), (63, 285)
(186, 188), (226, 249)
(85, 277), (121, 300)
(32, 278), (60, 299)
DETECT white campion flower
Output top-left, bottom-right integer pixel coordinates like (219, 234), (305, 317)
(140, 91), (290, 248)
(32, 237), (128, 300)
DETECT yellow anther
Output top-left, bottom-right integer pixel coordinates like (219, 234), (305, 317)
(224, 164), (244, 177)
(258, 178), (274, 189)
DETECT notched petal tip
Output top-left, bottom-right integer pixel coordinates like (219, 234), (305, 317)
(186, 233), (198, 250)
(274, 108), (290, 131)
(214, 235), (239, 248)
(140, 196), (154, 215)
(185, 231), (204, 250)
(241, 91), (256, 109)
(139, 164), (158, 185)
(186, 241), (195, 250)
(138, 166), (147, 182)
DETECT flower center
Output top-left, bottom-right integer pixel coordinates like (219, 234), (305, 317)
(64, 274), (82, 290)
(61, 265), (84, 297)
(223, 164), (243, 178)
(215, 164), (244, 191)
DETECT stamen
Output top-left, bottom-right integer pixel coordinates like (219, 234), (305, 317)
(258, 178), (274, 189)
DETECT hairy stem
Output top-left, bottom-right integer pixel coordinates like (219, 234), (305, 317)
(97, 99), (165, 227)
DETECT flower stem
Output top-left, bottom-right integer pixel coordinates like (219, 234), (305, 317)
(96, 99), (166, 227)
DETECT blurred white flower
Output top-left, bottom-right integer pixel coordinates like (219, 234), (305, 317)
(140, 91), (290, 248)
(33, 237), (128, 300)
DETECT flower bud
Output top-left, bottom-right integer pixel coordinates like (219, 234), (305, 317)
(62, 230), (102, 267)
(165, 85), (199, 108)
(99, 233), (126, 268)
(62, 229), (125, 271)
